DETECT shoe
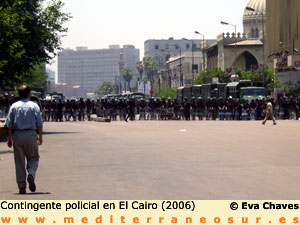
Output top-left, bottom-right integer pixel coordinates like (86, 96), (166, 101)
(125, 118), (128, 122)
(262, 122), (265, 125)
(19, 188), (26, 195)
(27, 174), (36, 192)
(273, 123), (277, 125)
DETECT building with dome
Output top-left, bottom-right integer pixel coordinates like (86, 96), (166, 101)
(204, 0), (265, 73)
(243, 0), (266, 40)
(163, 0), (300, 89)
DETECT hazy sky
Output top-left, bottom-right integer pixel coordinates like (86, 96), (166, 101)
(48, 0), (249, 73)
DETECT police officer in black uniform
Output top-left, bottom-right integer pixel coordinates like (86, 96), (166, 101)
(125, 98), (136, 122)
(71, 99), (78, 121)
(56, 99), (64, 122)
(191, 97), (197, 120)
(197, 97), (205, 120)
(78, 98), (85, 121)
(173, 99), (180, 120)
(138, 98), (147, 120)
(50, 100), (57, 121)
(86, 98), (92, 121)
(183, 98), (191, 120)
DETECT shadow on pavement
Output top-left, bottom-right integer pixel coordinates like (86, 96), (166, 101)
(43, 131), (80, 135)
(14, 192), (51, 195)
(0, 150), (13, 155)
(26, 192), (52, 195)
(0, 135), (7, 142)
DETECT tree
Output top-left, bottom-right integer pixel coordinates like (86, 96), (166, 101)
(195, 67), (230, 85)
(0, 0), (71, 90)
(281, 80), (299, 96)
(122, 67), (133, 91)
(238, 65), (282, 94)
(142, 56), (157, 81)
(142, 56), (157, 95)
(22, 64), (48, 88)
(157, 88), (177, 99)
(95, 82), (115, 98)
(136, 61), (144, 80)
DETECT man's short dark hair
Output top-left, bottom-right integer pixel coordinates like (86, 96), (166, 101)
(18, 85), (31, 99)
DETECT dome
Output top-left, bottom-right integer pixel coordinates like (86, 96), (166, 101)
(243, 0), (266, 39)
(243, 0), (266, 20)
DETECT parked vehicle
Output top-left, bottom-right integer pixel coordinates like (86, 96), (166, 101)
(240, 87), (266, 102)
(122, 92), (145, 100)
(45, 92), (64, 101)
(177, 80), (266, 103)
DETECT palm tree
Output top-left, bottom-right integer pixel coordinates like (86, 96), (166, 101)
(136, 61), (144, 80)
(122, 67), (133, 91)
(142, 56), (157, 95)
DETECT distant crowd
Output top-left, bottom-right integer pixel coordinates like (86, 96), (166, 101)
(1, 95), (300, 122)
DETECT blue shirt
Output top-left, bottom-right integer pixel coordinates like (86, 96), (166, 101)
(5, 99), (43, 130)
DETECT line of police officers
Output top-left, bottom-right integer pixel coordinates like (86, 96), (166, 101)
(1, 95), (300, 121)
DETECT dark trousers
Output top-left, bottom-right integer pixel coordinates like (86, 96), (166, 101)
(126, 109), (135, 121)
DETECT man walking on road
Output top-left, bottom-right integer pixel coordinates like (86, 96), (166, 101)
(262, 99), (277, 125)
(5, 85), (43, 194)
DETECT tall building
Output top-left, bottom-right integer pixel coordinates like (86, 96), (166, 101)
(46, 68), (55, 84)
(144, 38), (208, 70)
(266, 0), (300, 61)
(265, 0), (300, 85)
(57, 45), (139, 97)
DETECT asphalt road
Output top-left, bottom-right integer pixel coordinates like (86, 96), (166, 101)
(0, 120), (299, 200)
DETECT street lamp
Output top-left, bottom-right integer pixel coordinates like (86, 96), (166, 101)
(246, 6), (266, 86)
(221, 21), (237, 67)
(183, 38), (195, 85)
(195, 31), (205, 73)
